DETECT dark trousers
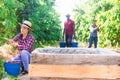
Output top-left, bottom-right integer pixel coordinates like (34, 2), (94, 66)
(65, 35), (73, 47)
(88, 36), (98, 48)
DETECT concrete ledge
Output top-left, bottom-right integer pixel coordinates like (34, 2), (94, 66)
(31, 48), (120, 65)
(31, 48), (118, 54)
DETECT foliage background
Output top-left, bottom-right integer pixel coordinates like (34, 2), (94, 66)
(0, 0), (62, 48)
(74, 0), (120, 47)
(0, 0), (119, 47)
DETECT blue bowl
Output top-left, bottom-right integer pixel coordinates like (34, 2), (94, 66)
(72, 42), (78, 47)
(4, 62), (21, 77)
(59, 41), (66, 47)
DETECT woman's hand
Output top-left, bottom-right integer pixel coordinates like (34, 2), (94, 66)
(11, 42), (18, 47)
(9, 39), (18, 47)
(9, 39), (13, 44)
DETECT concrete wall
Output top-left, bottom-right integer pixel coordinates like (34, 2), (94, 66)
(31, 48), (120, 65)
(29, 48), (120, 80)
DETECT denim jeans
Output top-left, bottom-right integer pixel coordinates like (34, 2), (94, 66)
(65, 35), (73, 47)
(13, 50), (30, 72)
(88, 36), (98, 48)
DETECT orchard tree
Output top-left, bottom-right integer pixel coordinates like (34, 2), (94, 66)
(74, 0), (120, 47)
(17, 0), (62, 47)
(0, 0), (24, 45)
(0, 0), (62, 48)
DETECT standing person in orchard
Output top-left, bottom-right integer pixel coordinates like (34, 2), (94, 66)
(9, 20), (35, 75)
(88, 19), (101, 48)
(63, 14), (76, 47)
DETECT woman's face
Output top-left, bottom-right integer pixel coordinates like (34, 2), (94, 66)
(21, 25), (29, 35)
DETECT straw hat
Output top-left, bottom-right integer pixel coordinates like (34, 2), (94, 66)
(19, 20), (32, 29)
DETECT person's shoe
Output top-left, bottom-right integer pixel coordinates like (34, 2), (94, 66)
(21, 71), (28, 75)
(20, 66), (24, 73)
(19, 71), (28, 76)
(22, 71), (28, 75)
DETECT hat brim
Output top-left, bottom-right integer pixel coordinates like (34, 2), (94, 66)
(66, 15), (70, 17)
(65, 14), (70, 17)
(18, 23), (31, 29)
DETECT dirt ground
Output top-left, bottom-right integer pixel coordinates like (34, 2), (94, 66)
(18, 74), (29, 80)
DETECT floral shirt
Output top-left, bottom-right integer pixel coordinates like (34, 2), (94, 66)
(13, 33), (34, 53)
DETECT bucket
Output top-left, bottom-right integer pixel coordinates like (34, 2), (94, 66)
(72, 42), (78, 47)
(4, 62), (21, 77)
(59, 41), (66, 48)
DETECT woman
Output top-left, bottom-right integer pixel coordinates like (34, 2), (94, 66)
(9, 20), (34, 75)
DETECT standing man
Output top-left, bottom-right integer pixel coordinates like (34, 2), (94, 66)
(63, 14), (76, 47)
(88, 19), (101, 48)
(9, 20), (35, 75)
